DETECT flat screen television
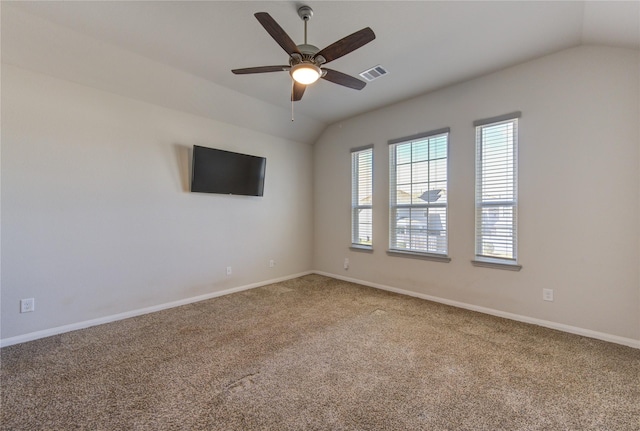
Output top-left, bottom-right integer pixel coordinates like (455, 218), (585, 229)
(191, 145), (266, 197)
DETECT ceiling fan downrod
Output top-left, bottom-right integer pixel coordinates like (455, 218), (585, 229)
(298, 5), (313, 45)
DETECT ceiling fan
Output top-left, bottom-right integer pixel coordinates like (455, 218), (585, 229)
(232, 6), (375, 102)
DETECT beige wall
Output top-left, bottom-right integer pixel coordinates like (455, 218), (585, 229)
(1, 65), (314, 340)
(314, 46), (640, 342)
(2, 35), (638, 347)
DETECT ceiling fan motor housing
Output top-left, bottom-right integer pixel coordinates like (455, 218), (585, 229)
(290, 44), (326, 68)
(297, 44), (319, 56)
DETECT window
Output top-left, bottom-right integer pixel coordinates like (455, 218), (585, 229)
(389, 128), (449, 259)
(351, 146), (373, 248)
(474, 112), (521, 270)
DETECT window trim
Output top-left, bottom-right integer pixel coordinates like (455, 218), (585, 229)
(473, 112), (521, 269)
(351, 145), (374, 249)
(388, 127), (450, 259)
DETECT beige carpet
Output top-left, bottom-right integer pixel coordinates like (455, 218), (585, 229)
(1, 274), (639, 430)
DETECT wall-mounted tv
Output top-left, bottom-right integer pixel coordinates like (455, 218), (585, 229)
(191, 145), (266, 197)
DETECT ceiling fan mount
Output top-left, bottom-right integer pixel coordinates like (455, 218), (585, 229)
(297, 5), (314, 22)
(231, 5), (375, 102)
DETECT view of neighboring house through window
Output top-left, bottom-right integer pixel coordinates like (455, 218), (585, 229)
(389, 128), (449, 256)
(351, 145), (373, 248)
(474, 112), (520, 265)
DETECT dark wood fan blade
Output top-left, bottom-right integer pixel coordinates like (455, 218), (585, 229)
(232, 66), (289, 74)
(254, 12), (301, 56)
(315, 27), (375, 64)
(322, 68), (366, 90)
(292, 81), (306, 101)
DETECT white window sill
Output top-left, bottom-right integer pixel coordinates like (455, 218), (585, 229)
(472, 259), (522, 271)
(387, 249), (451, 263)
(350, 244), (373, 253)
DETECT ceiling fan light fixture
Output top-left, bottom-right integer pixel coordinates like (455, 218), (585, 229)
(290, 63), (321, 85)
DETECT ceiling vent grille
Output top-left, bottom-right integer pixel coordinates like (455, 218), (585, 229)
(359, 65), (389, 82)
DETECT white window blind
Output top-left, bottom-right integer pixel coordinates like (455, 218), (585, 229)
(475, 113), (519, 263)
(389, 129), (449, 256)
(351, 146), (373, 247)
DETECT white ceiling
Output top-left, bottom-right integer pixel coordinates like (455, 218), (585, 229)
(3, 1), (639, 130)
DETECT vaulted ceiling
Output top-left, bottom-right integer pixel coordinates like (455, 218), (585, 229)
(3, 1), (639, 143)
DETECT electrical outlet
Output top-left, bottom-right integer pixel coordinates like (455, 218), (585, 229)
(20, 298), (35, 313)
(226, 266), (232, 276)
(269, 259), (275, 268)
(542, 288), (554, 302)
(344, 258), (349, 270)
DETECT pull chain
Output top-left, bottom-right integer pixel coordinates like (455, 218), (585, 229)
(291, 81), (295, 122)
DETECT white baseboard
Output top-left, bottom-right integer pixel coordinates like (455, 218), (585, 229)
(314, 271), (640, 349)
(0, 271), (313, 348)
(3, 270), (638, 350)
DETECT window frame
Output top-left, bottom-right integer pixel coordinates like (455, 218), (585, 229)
(351, 145), (374, 250)
(472, 112), (522, 271)
(388, 128), (451, 262)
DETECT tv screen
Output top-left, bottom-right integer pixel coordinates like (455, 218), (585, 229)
(191, 145), (266, 197)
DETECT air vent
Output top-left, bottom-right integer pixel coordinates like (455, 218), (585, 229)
(359, 65), (389, 82)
